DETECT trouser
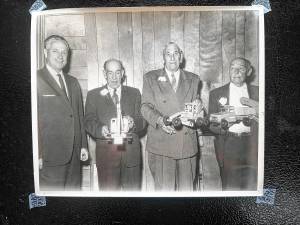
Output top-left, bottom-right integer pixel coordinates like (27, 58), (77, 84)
(148, 152), (197, 191)
(96, 145), (141, 191)
(220, 135), (258, 190)
(39, 149), (81, 191)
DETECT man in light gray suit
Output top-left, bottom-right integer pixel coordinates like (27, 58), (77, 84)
(141, 42), (201, 191)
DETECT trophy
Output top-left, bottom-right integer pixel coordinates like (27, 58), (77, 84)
(106, 102), (133, 145)
(163, 98), (209, 130)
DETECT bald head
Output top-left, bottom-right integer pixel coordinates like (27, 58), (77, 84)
(103, 58), (124, 89)
(163, 42), (183, 72)
(229, 57), (253, 87)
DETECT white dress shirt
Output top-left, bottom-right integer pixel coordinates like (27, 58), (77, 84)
(107, 85), (122, 102)
(165, 68), (180, 91)
(46, 64), (69, 97)
(229, 82), (249, 107)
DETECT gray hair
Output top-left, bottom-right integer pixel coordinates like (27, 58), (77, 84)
(231, 57), (252, 71)
(44, 35), (69, 50)
(162, 42), (183, 56)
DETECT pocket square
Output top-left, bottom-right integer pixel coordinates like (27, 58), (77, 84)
(42, 94), (56, 97)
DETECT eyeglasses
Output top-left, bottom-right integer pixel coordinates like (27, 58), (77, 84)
(230, 67), (247, 74)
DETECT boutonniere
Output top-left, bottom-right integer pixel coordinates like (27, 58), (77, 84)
(218, 97), (228, 106)
(100, 88), (109, 96)
(158, 76), (167, 82)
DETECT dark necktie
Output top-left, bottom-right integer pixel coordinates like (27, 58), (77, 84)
(112, 88), (119, 105)
(57, 74), (68, 99)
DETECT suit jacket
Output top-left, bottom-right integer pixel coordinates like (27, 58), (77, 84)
(37, 67), (87, 166)
(208, 83), (259, 167)
(141, 68), (201, 159)
(84, 85), (145, 167)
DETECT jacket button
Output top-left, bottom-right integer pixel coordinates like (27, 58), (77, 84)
(184, 132), (188, 135)
(163, 100), (166, 103)
(70, 115), (73, 118)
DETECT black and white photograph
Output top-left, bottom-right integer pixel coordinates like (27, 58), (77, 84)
(31, 6), (265, 196)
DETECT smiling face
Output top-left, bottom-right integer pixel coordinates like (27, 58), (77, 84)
(163, 43), (183, 72)
(44, 39), (68, 73)
(229, 58), (251, 87)
(104, 60), (124, 89)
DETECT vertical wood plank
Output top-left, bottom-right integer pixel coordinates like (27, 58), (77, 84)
(236, 11), (245, 58)
(141, 12), (155, 191)
(118, 12), (134, 87)
(222, 11), (236, 85)
(199, 11), (222, 110)
(132, 12), (143, 92)
(199, 12), (223, 188)
(96, 12), (119, 86)
(184, 11), (200, 75)
(170, 11), (184, 51)
(245, 11), (259, 86)
(154, 11), (170, 69)
(85, 14), (99, 91)
(199, 11), (223, 84)
(142, 12), (155, 74)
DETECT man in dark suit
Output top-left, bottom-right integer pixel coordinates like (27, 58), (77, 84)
(208, 57), (259, 190)
(84, 59), (145, 191)
(37, 35), (88, 191)
(141, 42), (201, 191)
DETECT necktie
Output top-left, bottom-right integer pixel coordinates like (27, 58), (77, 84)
(112, 88), (119, 105)
(171, 73), (177, 92)
(57, 74), (68, 99)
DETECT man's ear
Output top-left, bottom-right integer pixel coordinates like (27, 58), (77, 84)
(246, 66), (253, 77)
(179, 52), (184, 64)
(103, 70), (107, 80)
(121, 70), (126, 83)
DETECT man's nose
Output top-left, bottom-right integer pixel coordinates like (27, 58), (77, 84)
(111, 73), (117, 79)
(57, 52), (64, 59)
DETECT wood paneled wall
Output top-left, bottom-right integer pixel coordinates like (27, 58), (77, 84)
(42, 10), (260, 190)
(43, 10), (259, 103)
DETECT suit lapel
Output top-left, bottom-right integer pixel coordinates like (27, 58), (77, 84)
(247, 84), (254, 99)
(120, 86), (127, 111)
(224, 83), (230, 100)
(157, 69), (173, 94)
(100, 85), (117, 115)
(40, 67), (71, 106)
(63, 74), (73, 106)
(176, 70), (191, 103)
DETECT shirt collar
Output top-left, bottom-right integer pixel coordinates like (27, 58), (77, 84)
(165, 68), (180, 82)
(165, 68), (180, 77)
(107, 85), (122, 96)
(46, 64), (63, 77)
(230, 82), (248, 90)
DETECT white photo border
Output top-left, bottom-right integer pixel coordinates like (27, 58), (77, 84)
(31, 5), (265, 197)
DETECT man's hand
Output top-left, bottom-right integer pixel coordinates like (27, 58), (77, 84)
(192, 98), (203, 114)
(39, 158), (43, 170)
(80, 148), (89, 161)
(102, 125), (110, 137)
(124, 115), (135, 130)
(157, 116), (176, 135)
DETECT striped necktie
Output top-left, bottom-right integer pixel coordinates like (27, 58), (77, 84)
(57, 74), (68, 99)
(112, 88), (119, 105)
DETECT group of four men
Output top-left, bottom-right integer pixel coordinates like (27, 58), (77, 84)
(37, 35), (258, 192)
